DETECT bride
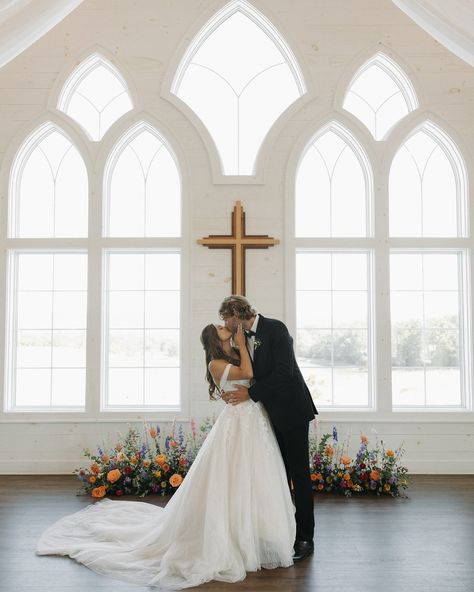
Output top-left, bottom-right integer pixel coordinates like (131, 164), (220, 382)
(36, 323), (296, 589)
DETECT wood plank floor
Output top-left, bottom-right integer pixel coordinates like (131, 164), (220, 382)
(0, 475), (473, 592)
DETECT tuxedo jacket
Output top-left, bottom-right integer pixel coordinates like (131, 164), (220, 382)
(248, 315), (317, 432)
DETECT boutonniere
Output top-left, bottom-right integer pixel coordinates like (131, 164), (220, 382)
(254, 338), (262, 351)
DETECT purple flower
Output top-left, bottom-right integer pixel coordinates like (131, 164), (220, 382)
(124, 476), (131, 484)
(332, 426), (338, 442)
(152, 484), (160, 494)
(388, 475), (398, 484)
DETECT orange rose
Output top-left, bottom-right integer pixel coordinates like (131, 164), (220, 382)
(179, 457), (187, 466)
(386, 449), (394, 457)
(88, 476), (96, 484)
(90, 462), (101, 475)
(149, 427), (158, 439)
(310, 473), (318, 481)
(155, 454), (167, 465)
(370, 470), (380, 481)
(343, 473), (351, 481)
(162, 463), (170, 472)
(143, 459), (151, 469)
(341, 455), (351, 465)
(314, 473), (322, 480)
(324, 445), (334, 457)
(92, 485), (107, 498)
(107, 469), (122, 483)
(361, 435), (369, 444)
(169, 474), (183, 488)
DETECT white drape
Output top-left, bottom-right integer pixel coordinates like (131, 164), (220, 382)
(0, 0), (84, 70)
(392, 0), (474, 67)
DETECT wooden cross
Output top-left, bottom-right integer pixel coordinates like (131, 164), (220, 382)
(198, 201), (280, 295)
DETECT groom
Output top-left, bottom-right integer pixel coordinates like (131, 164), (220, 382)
(219, 295), (317, 562)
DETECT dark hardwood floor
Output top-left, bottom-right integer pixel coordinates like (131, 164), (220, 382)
(0, 475), (473, 592)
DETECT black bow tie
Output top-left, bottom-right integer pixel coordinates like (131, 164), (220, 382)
(245, 329), (256, 338)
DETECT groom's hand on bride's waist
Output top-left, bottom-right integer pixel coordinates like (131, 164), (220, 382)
(226, 385), (250, 406)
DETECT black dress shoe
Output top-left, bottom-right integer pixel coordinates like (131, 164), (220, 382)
(293, 540), (314, 562)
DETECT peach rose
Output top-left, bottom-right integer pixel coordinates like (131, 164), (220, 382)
(92, 486), (107, 498)
(169, 474), (183, 488)
(360, 435), (369, 444)
(101, 453), (110, 463)
(149, 427), (158, 439)
(341, 455), (351, 465)
(143, 459), (151, 469)
(115, 443), (123, 452)
(155, 454), (167, 465)
(310, 473), (318, 481)
(90, 462), (101, 475)
(107, 469), (122, 483)
(370, 470), (380, 481)
(88, 476), (96, 484)
(343, 473), (351, 481)
(162, 463), (170, 472)
(130, 455), (138, 465)
(324, 445), (334, 457)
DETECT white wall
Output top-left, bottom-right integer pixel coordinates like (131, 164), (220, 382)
(0, 0), (473, 474)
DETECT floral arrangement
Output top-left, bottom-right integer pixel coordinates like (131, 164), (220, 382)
(74, 418), (214, 498)
(75, 420), (409, 498)
(309, 424), (409, 497)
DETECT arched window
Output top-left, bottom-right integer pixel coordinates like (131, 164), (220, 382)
(389, 121), (467, 237)
(9, 122), (88, 238)
(58, 53), (133, 141)
(343, 53), (418, 140)
(295, 122), (372, 237)
(102, 122), (182, 411)
(103, 122), (181, 237)
(171, 0), (305, 175)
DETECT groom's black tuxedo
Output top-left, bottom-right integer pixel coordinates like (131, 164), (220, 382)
(248, 315), (317, 432)
(247, 314), (316, 543)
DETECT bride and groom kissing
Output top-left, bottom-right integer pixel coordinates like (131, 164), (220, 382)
(37, 295), (318, 589)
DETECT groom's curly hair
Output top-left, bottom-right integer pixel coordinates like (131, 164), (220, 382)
(219, 295), (256, 320)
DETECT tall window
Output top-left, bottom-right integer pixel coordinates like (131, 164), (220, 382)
(102, 123), (182, 410)
(343, 53), (418, 140)
(58, 53), (133, 141)
(6, 123), (89, 411)
(295, 122), (374, 409)
(172, 0), (305, 175)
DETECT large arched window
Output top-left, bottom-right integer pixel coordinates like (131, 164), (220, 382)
(6, 123), (88, 411)
(172, 0), (305, 175)
(295, 122), (372, 237)
(389, 121), (468, 237)
(343, 53), (418, 140)
(102, 122), (181, 411)
(294, 122), (375, 409)
(58, 53), (133, 141)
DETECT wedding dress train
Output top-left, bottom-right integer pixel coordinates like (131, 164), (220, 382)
(36, 364), (296, 589)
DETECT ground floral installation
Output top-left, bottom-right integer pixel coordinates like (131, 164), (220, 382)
(75, 419), (409, 499)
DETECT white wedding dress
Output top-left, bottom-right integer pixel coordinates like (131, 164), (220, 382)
(36, 364), (296, 589)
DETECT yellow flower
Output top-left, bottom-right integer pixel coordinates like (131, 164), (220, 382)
(107, 469), (122, 483)
(91, 485), (107, 498)
(88, 476), (96, 484)
(386, 449), (394, 457)
(160, 481), (167, 488)
(169, 474), (183, 488)
(384, 483), (391, 492)
(153, 470), (162, 478)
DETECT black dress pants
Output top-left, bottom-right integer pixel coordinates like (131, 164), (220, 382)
(274, 421), (315, 542)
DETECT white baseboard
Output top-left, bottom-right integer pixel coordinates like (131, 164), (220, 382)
(0, 459), (473, 475)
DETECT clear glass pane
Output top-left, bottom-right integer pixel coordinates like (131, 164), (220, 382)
(145, 253), (180, 290)
(144, 368), (180, 405)
(391, 328), (423, 367)
(296, 253), (331, 291)
(390, 254), (423, 291)
(145, 291), (180, 328)
(17, 330), (51, 368)
(300, 367), (332, 405)
(332, 292), (367, 328)
(108, 330), (144, 367)
(51, 369), (85, 406)
(18, 254), (53, 290)
(107, 368), (143, 406)
(390, 292), (424, 324)
(108, 292), (144, 329)
(296, 329), (332, 367)
(17, 292), (53, 329)
(333, 330), (367, 366)
(52, 330), (86, 368)
(423, 253), (458, 291)
(145, 329), (180, 367)
(425, 368), (461, 406)
(53, 254), (88, 291)
(52, 292), (87, 329)
(333, 368), (368, 405)
(392, 368), (425, 406)
(108, 253), (144, 290)
(332, 253), (367, 290)
(296, 292), (332, 329)
(15, 368), (51, 407)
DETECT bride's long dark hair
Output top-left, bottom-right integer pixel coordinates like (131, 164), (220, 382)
(200, 324), (240, 400)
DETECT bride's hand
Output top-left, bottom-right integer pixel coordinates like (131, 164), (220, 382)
(234, 323), (246, 348)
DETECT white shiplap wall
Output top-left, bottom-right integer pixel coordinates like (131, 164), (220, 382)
(0, 0), (473, 474)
